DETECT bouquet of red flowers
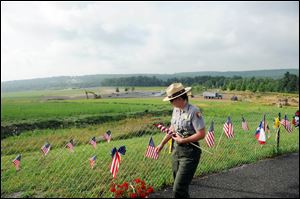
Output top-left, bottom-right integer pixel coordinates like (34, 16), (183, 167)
(110, 178), (154, 198)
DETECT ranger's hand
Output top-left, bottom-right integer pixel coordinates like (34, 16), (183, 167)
(155, 144), (164, 154)
(172, 134), (185, 144)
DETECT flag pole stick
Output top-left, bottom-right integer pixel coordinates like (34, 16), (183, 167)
(216, 131), (224, 151)
(175, 131), (213, 155)
(188, 142), (213, 155)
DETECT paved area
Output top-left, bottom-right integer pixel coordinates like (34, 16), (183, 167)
(150, 153), (299, 198)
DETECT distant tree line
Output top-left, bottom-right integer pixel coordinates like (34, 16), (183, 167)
(101, 72), (299, 93)
(2, 70), (298, 93)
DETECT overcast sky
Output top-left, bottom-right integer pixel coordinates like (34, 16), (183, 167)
(1, 1), (299, 82)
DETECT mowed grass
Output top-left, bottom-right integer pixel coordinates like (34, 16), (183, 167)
(1, 91), (299, 197)
(1, 87), (167, 124)
(1, 98), (168, 125)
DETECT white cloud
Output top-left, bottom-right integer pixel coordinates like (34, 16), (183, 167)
(1, 1), (299, 81)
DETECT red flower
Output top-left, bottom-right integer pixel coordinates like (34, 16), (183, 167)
(121, 182), (129, 190)
(140, 193), (146, 198)
(110, 186), (116, 193)
(147, 186), (154, 194)
(134, 178), (142, 184)
(110, 178), (154, 198)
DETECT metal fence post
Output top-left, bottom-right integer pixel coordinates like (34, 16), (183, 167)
(277, 112), (281, 154)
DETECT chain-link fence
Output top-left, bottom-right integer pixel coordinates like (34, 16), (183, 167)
(1, 111), (299, 198)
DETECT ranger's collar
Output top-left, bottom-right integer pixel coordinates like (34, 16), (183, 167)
(182, 103), (190, 113)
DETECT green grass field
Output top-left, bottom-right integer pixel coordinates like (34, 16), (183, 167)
(1, 89), (299, 198)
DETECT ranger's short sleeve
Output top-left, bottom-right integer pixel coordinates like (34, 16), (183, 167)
(190, 106), (205, 132)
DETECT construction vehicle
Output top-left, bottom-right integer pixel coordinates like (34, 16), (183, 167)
(85, 90), (101, 99)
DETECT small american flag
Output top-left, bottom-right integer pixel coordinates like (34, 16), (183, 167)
(12, 154), (21, 171)
(89, 155), (96, 169)
(242, 116), (249, 131)
(110, 146), (126, 178)
(41, 143), (51, 156)
(110, 151), (120, 178)
(280, 114), (293, 133)
(66, 139), (74, 152)
(103, 130), (112, 143)
(223, 117), (234, 138)
(90, 137), (97, 149)
(154, 123), (173, 135)
(205, 121), (215, 148)
(145, 137), (159, 160)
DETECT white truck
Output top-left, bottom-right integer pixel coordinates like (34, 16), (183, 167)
(203, 92), (223, 99)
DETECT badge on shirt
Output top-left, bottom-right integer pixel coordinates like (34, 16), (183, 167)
(182, 113), (191, 121)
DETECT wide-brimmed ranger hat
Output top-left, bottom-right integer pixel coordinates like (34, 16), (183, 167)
(163, 83), (191, 101)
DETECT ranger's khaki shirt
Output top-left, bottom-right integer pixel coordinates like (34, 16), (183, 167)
(171, 103), (205, 136)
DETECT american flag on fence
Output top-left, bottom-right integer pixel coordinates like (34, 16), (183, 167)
(154, 123), (175, 153)
(145, 137), (159, 160)
(205, 121), (215, 148)
(255, 121), (266, 145)
(223, 117), (234, 138)
(110, 146), (126, 178)
(89, 155), (96, 169)
(154, 123), (173, 135)
(41, 143), (51, 156)
(12, 154), (21, 171)
(280, 114), (293, 133)
(103, 130), (112, 143)
(66, 139), (74, 152)
(242, 116), (249, 131)
(89, 137), (97, 149)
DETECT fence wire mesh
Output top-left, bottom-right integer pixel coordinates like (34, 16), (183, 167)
(1, 111), (299, 198)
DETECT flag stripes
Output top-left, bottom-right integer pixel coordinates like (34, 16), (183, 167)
(90, 137), (97, 149)
(145, 137), (159, 159)
(280, 115), (293, 133)
(89, 155), (96, 169)
(103, 130), (112, 143)
(205, 122), (215, 148)
(110, 152), (121, 178)
(242, 116), (249, 131)
(223, 117), (234, 138)
(41, 143), (51, 156)
(66, 140), (74, 152)
(12, 155), (21, 171)
(154, 124), (173, 135)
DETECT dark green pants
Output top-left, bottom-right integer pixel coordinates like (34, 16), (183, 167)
(172, 143), (201, 198)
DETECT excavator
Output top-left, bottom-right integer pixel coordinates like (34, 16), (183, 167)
(85, 90), (101, 99)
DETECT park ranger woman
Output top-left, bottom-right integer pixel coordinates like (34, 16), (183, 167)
(155, 83), (206, 198)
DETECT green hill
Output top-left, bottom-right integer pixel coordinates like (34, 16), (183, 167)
(1, 69), (298, 92)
